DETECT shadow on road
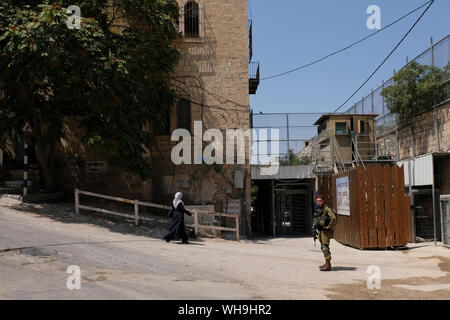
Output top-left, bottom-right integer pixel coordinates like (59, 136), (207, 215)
(332, 266), (358, 272)
(2, 197), (179, 242)
(174, 242), (205, 246)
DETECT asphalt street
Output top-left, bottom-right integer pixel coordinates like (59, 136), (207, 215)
(1, 196), (449, 300)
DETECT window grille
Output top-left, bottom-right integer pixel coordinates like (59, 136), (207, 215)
(177, 98), (191, 132)
(184, 1), (199, 38)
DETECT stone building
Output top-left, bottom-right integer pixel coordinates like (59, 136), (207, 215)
(311, 114), (378, 174)
(149, 0), (257, 236)
(75, 0), (258, 236)
(0, 0), (258, 238)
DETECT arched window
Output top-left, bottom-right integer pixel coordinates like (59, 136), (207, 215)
(184, 1), (199, 37)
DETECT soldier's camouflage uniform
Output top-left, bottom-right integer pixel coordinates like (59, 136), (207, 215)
(315, 205), (337, 261)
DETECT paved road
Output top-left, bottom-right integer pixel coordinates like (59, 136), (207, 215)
(1, 196), (449, 300)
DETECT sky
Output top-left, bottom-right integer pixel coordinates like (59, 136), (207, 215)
(249, 0), (450, 114)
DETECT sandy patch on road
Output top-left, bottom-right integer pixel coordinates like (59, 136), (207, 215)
(325, 256), (450, 300)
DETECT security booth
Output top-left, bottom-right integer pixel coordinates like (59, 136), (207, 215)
(440, 195), (450, 247)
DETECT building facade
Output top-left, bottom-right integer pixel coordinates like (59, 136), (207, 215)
(312, 114), (378, 173)
(150, 0), (255, 235)
(0, 1), (257, 237)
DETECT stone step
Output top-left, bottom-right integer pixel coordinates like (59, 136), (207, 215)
(0, 187), (22, 195)
(3, 180), (33, 188)
(22, 192), (66, 203)
(6, 169), (40, 181)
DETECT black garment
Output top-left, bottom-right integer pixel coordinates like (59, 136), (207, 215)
(163, 203), (192, 243)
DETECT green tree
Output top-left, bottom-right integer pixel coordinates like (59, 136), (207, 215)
(280, 149), (312, 166)
(298, 154), (313, 165)
(0, 0), (180, 190)
(381, 61), (445, 124)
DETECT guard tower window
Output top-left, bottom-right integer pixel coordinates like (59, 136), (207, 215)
(184, 1), (199, 37)
(359, 120), (366, 133)
(335, 122), (348, 135)
(177, 98), (191, 132)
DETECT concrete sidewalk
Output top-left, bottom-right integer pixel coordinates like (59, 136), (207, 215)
(0, 196), (449, 300)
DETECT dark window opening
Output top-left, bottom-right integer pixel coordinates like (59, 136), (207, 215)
(335, 122), (348, 135)
(360, 120), (365, 133)
(177, 99), (191, 132)
(184, 1), (199, 37)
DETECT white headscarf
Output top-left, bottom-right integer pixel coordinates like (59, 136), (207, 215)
(173, 192), (184, 208)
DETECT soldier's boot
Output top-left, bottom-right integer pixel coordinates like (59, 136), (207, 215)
(318, 260), (327, 269)
(319, 259), (331, 271)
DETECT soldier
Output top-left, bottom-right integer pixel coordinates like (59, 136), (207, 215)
(313, 194), (337, 271)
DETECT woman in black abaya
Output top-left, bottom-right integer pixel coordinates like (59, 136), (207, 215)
(163, 192), (193, 244)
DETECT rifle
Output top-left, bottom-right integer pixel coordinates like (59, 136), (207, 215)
(312, 224), (318, 247)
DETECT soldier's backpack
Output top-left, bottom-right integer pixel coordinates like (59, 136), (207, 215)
(329, 207), (337, 225)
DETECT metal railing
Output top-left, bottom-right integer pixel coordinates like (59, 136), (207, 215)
(249, 61), (260, 80)
(74, 189), (240, 241)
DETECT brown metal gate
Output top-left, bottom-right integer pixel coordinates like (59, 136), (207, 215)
(318, 164), (411, 249)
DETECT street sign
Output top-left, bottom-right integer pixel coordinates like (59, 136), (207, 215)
(20, 120), (34, 134)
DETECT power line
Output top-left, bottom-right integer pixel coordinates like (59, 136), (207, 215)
(333, 0), (435, 113)
(260, 0), (434, 81)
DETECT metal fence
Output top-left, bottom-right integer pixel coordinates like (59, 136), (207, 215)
(250, 112), (324, 165)
(343, 35), (450, 137)
(441, 195), (450, 247)
(250, 35), (449, 166)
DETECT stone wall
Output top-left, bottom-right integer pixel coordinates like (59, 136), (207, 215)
(159, 0), (251, 212)
(53, 0), (252, 234)
(438, 157), (450, 195)
(378, 101), (450, 159)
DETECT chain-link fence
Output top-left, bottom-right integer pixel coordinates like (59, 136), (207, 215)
(343, 35), (450, 139)
(250, 35), (449, 166)
(250, 113), (323, 165)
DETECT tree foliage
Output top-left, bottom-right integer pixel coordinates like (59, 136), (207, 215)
(280, 149), (312, 166)
(381, 61), (445, 124)
(0, 0), (180, 190)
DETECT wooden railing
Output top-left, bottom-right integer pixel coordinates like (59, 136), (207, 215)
(74, 189), (240, 241)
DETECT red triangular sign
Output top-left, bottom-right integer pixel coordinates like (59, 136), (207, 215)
(21, 120), (34, 134)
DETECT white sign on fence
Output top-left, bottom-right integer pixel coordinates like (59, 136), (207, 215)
(336, 176), (350, 216)
(224, 199), (241, 215)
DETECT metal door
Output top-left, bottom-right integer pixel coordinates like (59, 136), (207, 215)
(275, 192), (308, 235)
(292, 194), (308, 233)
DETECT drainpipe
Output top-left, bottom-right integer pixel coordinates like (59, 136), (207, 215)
(272, 179), (276, 236)
(408, 160), (416, 243)
(430, 37), (440, 152)
(432, 156), (437, 246)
